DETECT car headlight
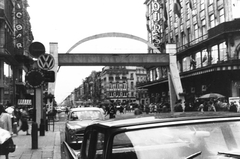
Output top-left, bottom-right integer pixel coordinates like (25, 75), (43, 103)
(68, 129), (77, 135)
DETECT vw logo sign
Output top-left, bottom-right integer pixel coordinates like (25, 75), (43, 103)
(37, 54), (55, 70)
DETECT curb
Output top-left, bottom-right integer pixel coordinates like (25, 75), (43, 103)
(53, 132), (61, 159)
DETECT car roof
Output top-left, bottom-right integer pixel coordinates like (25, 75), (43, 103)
(91, 113), (240, 129)
(70, 107), (102, 112)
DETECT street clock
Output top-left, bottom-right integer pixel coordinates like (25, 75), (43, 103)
(25, 69), (45, 88)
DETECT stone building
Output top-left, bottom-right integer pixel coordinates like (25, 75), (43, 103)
(138, 0), (240, 103)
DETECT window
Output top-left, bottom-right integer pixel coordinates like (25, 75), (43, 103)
(201, 19), (207, 35)
(175, 35), (179, 48)
(196, 52), (201, 68)
(219, 8), (225, 23)
(109, 76), (113, 82)
(194, 24), (199, 42)
(130, 73), (134, 79)
(181, 31), (186, 46)
(219, 42), (227, 61)
(186, 4), (190, 19)
(202, 49), (208, 67)
(210, 14), (215, 28)
(182, 57), (190, 72)
(131, 82), (134, 89)
(131, 92), (134, 97)
(187, 28), (191, 44)
(211, 45), (218, 64)
(200, 0), (205, 10)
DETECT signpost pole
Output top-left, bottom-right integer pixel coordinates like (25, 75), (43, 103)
(35, 86), (43, 127)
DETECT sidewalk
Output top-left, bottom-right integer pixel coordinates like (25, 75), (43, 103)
(8, 124), (61, 159)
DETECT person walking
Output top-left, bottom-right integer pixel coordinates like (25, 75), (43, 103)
(17, 107), (30, 135)
(107, 105), (116, 119)
(0, 105), (12, 135)
(0, 105), (13, 159)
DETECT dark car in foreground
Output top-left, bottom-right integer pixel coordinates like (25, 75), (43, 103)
(65, 107), (105, 145)
(64, 112), (240, 159)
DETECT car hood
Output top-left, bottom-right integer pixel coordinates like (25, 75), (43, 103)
(67, 120), (102, 129)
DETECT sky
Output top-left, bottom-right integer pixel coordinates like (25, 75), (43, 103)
(27, 0), (148, 104)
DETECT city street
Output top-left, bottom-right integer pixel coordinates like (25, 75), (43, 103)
(6, 110), (137, 159)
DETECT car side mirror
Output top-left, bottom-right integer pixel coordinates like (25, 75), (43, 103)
(72, 116), (78, 120)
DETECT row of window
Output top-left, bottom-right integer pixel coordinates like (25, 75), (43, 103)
(147, 0), (225, 52)
(181, 41), (227, 72)
(106, 82), (134, 90)
(107, 92), (134, 98)
(146, 41), (228, 81)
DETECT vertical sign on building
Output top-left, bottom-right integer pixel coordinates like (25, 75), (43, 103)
(15, 0), (24, 54)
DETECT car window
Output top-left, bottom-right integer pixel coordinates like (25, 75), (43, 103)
(94, 132), (105, 159)
(111, 121), (240, 159)
(70, 110), (103, 120)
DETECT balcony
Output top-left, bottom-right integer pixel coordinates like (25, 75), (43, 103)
(208, 18), (240, 39)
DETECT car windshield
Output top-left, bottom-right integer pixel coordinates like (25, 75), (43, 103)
(70, 110), (103, 120)
(111, 120), (240, 159)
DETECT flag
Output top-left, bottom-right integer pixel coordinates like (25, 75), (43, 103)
(146, 24), (151, 33)
(173, 0), (182, 18)
(163, 3), (168, 29)
(189, 0), (193, 10)
(189, 0), (196, 15)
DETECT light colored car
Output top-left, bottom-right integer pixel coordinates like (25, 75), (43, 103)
(65, 107), (105, 145)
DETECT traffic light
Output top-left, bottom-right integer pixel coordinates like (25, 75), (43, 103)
(43, 71), (55, 82)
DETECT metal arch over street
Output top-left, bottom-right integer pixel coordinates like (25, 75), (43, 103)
(66, 32), (160, 53)
(58, 53), (169, 66)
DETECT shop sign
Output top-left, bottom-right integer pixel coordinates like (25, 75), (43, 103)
(18, 99), (32, 105)
(15, 0), (24, 54)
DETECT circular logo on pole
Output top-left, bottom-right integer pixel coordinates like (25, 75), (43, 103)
(37, 54), (55, 70)
(25, 69), (45, 88)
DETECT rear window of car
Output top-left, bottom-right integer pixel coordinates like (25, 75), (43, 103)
(111, 120), (240, 159)
(70, 110), (103, 120)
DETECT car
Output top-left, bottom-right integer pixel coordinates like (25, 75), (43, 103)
(65, 112), (240, 159)
(65, 107), (105, 145)
(60, 106), (66, 112)
(55, 107), (62, 113)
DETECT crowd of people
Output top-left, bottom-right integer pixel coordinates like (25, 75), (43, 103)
(99, 97), (240, 117)
(0, 105), (30, 137)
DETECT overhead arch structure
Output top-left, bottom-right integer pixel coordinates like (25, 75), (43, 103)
(66, 32), (160, 53)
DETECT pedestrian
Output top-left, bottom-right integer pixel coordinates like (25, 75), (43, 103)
(107, 105), (116, 119)
(17, 107), (30, 135)
(0, 105), (12, 135)
(208, 101), (216, 112)
(134, 107), (142, 117)
(174, 100), (183, 112)
(0, 105), (13, 159)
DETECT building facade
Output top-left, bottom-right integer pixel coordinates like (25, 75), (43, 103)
(0, 0), (33, 106)
(139, 0), (240, 104)
(101, 66), (147, 105)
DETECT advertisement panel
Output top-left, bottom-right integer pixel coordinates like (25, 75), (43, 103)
(229, 97), (240, 106)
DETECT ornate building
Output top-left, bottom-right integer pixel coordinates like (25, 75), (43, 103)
(101, 66), (147, 105)
(139, 0), (240, 103)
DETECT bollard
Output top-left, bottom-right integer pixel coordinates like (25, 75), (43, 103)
(45, 118), (48, 131)
(31, 122), (38, 149)
(40, 118), (45, 136)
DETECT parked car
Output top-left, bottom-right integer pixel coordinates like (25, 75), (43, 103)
(65, 107), (105, 145)
(65, 112), (240, 159)
(55, 107), (62, 113)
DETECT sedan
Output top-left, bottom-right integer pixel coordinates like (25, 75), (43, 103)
(70, 112), (240, 159)
(65, 107), (105, 145)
